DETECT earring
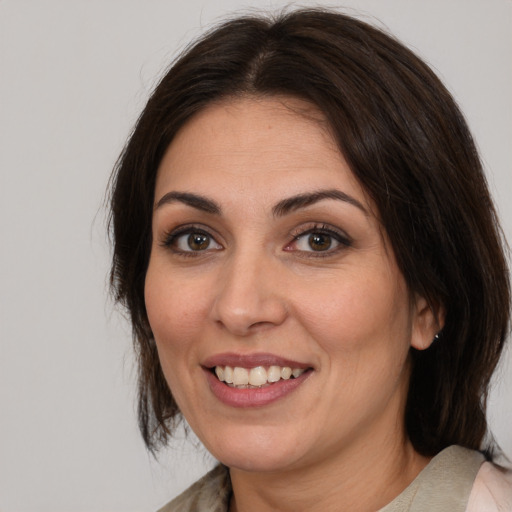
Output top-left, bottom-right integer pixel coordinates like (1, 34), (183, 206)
(433, 332), (441, 342)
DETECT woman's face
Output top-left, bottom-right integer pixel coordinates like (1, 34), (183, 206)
(145, 97), (435, 473)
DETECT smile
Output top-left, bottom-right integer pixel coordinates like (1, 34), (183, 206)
(215, 365), (306, 388)
(202, 354), (313, 407)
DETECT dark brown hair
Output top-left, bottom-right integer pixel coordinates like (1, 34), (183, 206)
(109, 9), (510, 455)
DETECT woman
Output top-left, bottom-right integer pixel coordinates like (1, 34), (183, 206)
(109, 8), (512, 511)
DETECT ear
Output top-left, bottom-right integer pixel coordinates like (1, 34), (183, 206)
(410, 294), (445, 351)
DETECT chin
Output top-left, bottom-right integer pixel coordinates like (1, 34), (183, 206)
(203, 425), (308, 473)
(217, 448), (302, 473)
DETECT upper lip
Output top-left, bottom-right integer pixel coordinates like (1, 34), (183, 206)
(202, 352), (312, 370)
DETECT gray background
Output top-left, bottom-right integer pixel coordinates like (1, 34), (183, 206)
(1, 0), (511, 511)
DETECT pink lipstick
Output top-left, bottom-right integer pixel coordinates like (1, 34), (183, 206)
(202, 352), (313, 408)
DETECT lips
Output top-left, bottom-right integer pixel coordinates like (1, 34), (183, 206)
(202, 352), (311, 369)
(202, 352), (313, 407)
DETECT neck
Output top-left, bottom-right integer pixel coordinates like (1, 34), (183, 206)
(229, 423), (429, 512)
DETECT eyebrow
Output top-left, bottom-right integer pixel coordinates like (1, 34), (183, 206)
(272, 189), (368, 217)
(154, 188), (367, 217)
(155, 191), (221, 214)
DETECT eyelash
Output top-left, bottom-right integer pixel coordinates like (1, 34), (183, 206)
(160, 225), (220, 257)
(160, 223), (352, 257)
(287, 223), (352, 257)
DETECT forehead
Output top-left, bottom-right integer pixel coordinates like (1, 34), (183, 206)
(154, 96), (370, 210)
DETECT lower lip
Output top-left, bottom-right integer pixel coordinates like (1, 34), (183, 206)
(204, 368), (312, 408)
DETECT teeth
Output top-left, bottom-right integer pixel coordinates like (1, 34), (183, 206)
(267, 366), (281, 383)
(224, 366), (234, 384)
(214, 365), (307, 387)
(233, 367), (249, 386)
(281, 367), (292, 380)
(249, 366), (267, 386)
(215, 366), (224, 381)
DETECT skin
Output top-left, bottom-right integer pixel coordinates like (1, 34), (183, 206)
(144, 96), (442, 511)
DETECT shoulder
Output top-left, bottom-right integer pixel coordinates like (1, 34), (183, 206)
(157, 465), (231, 512)
(466, 461), (512, 511)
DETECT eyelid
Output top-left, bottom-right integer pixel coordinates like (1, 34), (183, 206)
(158, 221), (351, 256)
(286, 223), (353, 254)
(159, 224), (223, 253)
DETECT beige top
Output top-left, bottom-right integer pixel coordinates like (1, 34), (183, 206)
(159, 446), (512, 511)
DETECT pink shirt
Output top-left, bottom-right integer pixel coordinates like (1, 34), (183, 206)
(466, 461), (512, 511)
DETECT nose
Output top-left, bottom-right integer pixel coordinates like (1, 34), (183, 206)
(211, 250), (288, 336)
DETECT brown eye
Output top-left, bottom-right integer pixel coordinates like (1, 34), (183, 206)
(287, 225), (352, 256)
(188, 233), (210, 251)
(308, 233), (332, 251)
(167, 229), (222, 252)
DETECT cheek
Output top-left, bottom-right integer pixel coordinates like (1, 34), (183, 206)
(145, 258), (209, 330)
(144, 264), (213, 412)
(144, 264), (210, 366)
(295, 268), (412, 361)
(296, 271), (413, 422)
